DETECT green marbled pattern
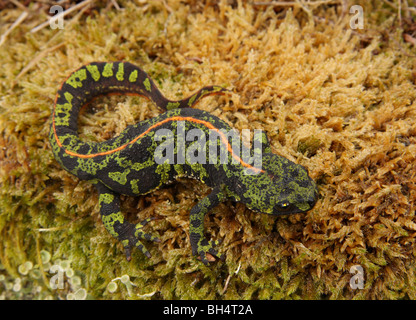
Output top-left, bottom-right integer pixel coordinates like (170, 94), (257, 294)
(49, 61), (318, 264)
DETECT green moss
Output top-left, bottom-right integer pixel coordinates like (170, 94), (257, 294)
(297, 136), (322, 157)
(1, 0), (416, 300)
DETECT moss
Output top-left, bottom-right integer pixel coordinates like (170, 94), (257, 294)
(297, 136), (322, 157)
(1, 0), (416, 300)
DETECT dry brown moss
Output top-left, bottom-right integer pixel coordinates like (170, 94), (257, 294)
(0, 0), (416, 299)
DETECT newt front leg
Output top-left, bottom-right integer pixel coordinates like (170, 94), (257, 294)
(189, 185), (226, 265)
(95, 182), (160, 260)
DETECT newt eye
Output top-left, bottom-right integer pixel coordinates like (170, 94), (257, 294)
(275, 201), (293, 213)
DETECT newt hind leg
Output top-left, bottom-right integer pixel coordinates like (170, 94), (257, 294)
(95, 182), (160, 260)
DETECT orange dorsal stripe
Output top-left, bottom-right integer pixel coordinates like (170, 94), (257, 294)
(53, 114), (264, 173)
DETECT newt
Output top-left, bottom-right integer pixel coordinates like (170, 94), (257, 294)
(49, 61), (318, 264)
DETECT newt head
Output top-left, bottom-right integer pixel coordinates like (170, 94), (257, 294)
(234, 153), (318, 215)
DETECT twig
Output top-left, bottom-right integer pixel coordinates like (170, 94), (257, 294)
(221, 262), (241, 295)
(382, 0), (397, 9)
(253, 0), (342, 20)
(402, 0), (411, 19)
(13, 42), (66, 85)
(253, 1), (300, 6)
(30, 0), (95, 33)
(253, 0), (340, 7)
(398, 0), (402, 27)
(0, 11), (29, 47)
(110, 0), (121, 10)
(296, 0), (312, 18)
(9, 0), (28, 11)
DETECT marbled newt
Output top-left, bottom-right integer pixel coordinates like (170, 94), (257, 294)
(49, 61), (318, 265)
